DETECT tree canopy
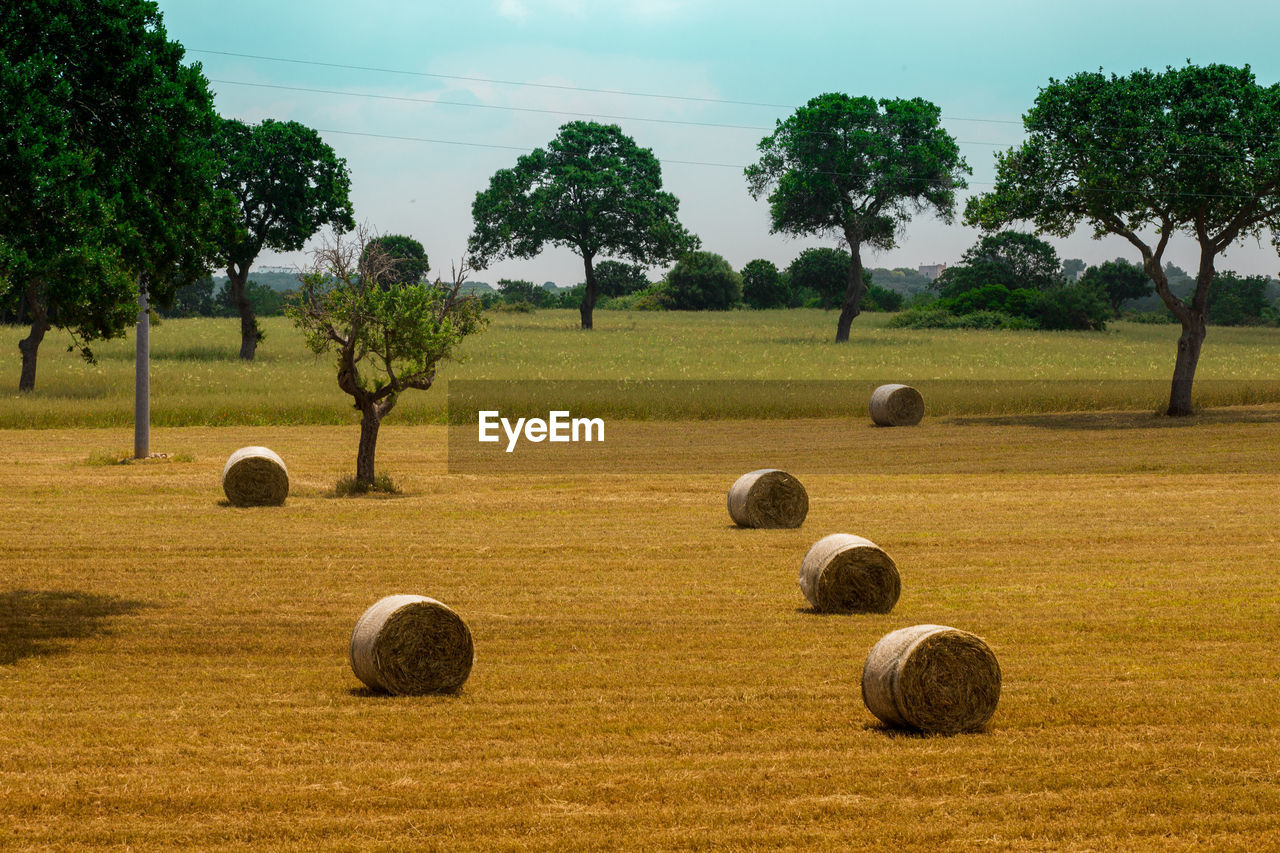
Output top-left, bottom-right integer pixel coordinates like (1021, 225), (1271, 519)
(664, 252), (742, 311)
(965, 64), (1280, 415)
(593, 260), (650, 298)
(0, 0), (230, 390)
(214, 117), (354, 360)
(933, 231), (1064, 297)
(746, 92), (969, 340)
(362, 235), (429, 286)
(1079, 259), (1152, 315)
(468, 121), (698, 330)
(740, 259), (790, 309)
(787, 247), (850, 309)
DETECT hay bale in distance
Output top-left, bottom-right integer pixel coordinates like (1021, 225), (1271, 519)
(728, 469), (809, 528)
(349, 594), (474, 695)
(798, 533), (900, 613)
(221, 446), (289, 506)
(869, 383), (924, 427)
(861, 624), (1001, 734)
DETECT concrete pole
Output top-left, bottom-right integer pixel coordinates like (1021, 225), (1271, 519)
(134, 279), (149, 459)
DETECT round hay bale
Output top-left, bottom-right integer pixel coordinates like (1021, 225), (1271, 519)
(869, 383), (924, 426)
(349, 594), (474, 695)
(798, 533), (900, 613)
(727, 469), (809, 529)
(222, 446), (289, 506)
(861, 624), (1001, 734)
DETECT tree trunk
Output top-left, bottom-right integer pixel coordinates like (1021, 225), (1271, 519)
(17, 282), (50, 392)
(1167, 315), (1206, 416)
(227, 264), (258, 360)
(356, 406), (382, 486)
(835, 240), (866, 343)
(579, 253), (598, 331)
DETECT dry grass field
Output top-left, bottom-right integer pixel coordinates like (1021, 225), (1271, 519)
(3, 410), (1280, 850)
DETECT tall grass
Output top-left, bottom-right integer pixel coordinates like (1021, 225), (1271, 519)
(3, 310), (1279, 427)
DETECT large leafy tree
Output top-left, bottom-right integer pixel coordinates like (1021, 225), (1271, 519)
(965, 64), (1280, 416)
(288, 229), (485, 489)
(214, 118), (354, 360)
(468, 121), (699, 330)
(0, 0), (230, 391)
(746, 93), (969, 341)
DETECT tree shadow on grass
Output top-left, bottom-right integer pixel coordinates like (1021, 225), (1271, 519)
(945, 407), (1280, 432)
(0, 589), (152, 666)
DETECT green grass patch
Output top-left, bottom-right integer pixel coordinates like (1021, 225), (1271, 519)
(4, 310), (1280, 427)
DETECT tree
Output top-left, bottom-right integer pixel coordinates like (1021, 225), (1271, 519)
(214, 117), (354, 360)
(934, 232), (1064, 297)
(287, 229), (485, 489)
(787, 247), (850, 309)
(664, 252), (742, 310)
(0, 0), (230, 391)
(1080, 259), (1152, 316)
(593, 260), (650, 298)
(496, 279), (547, 306)
(965, 64), (1280, 416)
(362, 235), (429, 285)
(746, 92), (969, 341)
(1207, 271), (1274, 326)
(1061, 258), (1086, 281)
(468, 121), (699, 330)
(740, 259), (790, 309)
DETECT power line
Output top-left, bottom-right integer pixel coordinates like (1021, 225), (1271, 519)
(211, 78), (1272, 163)
(191, 47), (1026, 126)
(211, 79), (797, 133)
(314, 126), (1280, 202)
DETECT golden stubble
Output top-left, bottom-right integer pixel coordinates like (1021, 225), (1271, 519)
(1, 413), (1279, 850)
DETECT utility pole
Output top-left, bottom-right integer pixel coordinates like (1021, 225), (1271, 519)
(134, 280), (149, 459)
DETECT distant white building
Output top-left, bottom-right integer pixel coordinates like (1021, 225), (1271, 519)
(918, 263), (947, 281)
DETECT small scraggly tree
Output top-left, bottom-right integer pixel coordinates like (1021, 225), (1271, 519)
(215, 118), (354, 360)
(965, 64), (1280, 415)
(288, 229), (485, 489)
(468, 120), (699, 330)
(746, 92), (969, 341)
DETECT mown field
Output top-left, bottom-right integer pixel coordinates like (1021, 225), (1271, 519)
(3, 310), (1280, 427)
(2, 414), (1279, 850)
(2, 311), (1280, 849)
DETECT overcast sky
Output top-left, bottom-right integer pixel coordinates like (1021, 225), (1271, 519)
(158, 0), (1280, 285)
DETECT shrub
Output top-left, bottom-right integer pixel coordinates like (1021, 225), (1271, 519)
(888, 306), (1037, 330)
(862, 283), (905, 312)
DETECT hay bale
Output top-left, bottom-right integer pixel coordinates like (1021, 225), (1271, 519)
(869, 383), (924, 426)
(222, 446), (289, 506)
(861, 624), (1001, 734)
(798, 533), (900, 613)
(349, 594), (474, 695)
(728, 469), (809, 528)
